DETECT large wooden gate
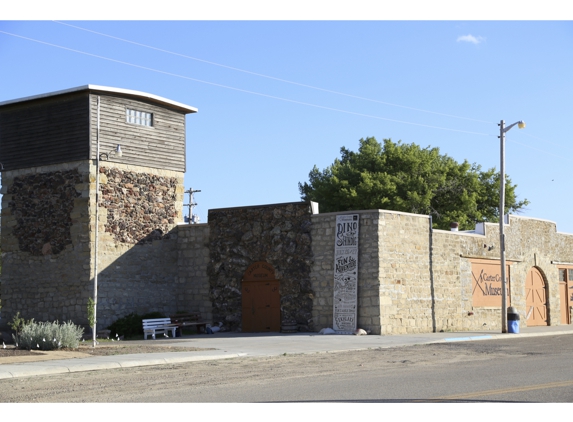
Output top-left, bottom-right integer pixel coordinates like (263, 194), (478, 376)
(241, 262), (280, 332)
(526, 267), (548, 326)
(558, 268), (572, 325)
(560, 282), (569, 324)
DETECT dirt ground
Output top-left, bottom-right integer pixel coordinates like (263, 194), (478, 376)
(0, 342), (211, 364)
(3, 335), (570, 403)
(0, 340), (525, 403)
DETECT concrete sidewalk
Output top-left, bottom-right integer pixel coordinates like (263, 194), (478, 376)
(2, 324), (573, 380)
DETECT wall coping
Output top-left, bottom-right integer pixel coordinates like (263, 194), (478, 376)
(209, 201), (310, 213)
(177, 223), (209, 228)
(311, 208), (429, 219)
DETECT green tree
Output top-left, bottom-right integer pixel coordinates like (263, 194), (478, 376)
(299, 137), (529, 230)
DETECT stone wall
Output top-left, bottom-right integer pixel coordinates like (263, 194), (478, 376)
(207, 202), (314, 332)
(377, 211), (433, 334)
(0, 160), (187, 332)
(430, 229), (487, 332)
(93, 163), (185, 329)
(176, 224), (212, 322)
(310, 209), (573, 335)
(310, 210), (383, 334)
(0, 161), (92, 330)
(99, 167), (180, 244)
(4, 170), (573, 336)
(8, 169), (84, 256)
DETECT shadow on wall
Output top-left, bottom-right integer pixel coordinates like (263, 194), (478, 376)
(93, 225), (183, 330)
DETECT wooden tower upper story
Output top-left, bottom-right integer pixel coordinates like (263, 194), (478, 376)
(0, 85), (197, 173)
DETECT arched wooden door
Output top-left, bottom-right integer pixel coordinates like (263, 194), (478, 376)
(241, 262), (280, 332)
(526, 267), (548, 326)
(559, 268), (571, 324)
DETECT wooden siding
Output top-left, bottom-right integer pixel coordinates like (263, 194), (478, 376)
(0, 93), (90, 171)
(89, 94), (186, 172)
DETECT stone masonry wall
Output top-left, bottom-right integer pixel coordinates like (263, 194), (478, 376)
(176, 224), (212, 322)
(0, 161), (92, 331)
(99, 167), (179, 244)
(375, 212), (573, 334)
(377, 211), (432, 334)
(311, 210), (383, 334)
(0, 160), (188, 333)
(461, 216), (573, 329)
(93, 163), (185, 329)
(431, 230), (486, 332)
(207, 203), (313, 332)
(7, 169), (83, 256)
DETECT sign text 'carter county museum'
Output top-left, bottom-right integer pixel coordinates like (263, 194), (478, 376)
(471, 259), (511, 307)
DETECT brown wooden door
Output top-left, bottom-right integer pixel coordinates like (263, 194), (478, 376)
(526, 267), (548, 326)
(558, 268), (572, 324)
(241, 281), (280, 332)
(560, 282), (569, 324)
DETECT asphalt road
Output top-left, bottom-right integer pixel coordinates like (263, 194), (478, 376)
(1, 334), (572, 403)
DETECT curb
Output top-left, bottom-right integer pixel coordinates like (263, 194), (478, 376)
(0, 352), (247, 380)
(2, 329), (572, 380)
(440, 329), (573, 343)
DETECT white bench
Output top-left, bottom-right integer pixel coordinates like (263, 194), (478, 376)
(142, 318), (178, 340)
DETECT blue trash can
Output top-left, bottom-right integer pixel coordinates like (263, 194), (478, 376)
(508, 306), (520, 333)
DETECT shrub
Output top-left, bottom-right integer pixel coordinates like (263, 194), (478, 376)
(8, 312), (32, 337)
(107, 312), (165, 338)
(14, 320), (84, 350)
(87, 297), (96, 329)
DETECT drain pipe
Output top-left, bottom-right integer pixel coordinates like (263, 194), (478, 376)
(93, 96), (100, 348)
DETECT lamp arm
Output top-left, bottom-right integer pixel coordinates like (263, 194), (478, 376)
(502, 120), (524, 133)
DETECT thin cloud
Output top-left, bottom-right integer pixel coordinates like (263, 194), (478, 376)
(457, 34), (485, 45)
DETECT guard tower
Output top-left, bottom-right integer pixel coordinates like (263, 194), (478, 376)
(0, 85), (197, 331)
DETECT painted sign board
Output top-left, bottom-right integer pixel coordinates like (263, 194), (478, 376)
(471, 259), (511, 307)
(333, 214), (359, 333)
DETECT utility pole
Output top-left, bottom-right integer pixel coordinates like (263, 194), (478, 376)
(498, 119), (525, 333)
(184, 188), (201, 224)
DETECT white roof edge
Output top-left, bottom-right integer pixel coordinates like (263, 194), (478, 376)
(0, 84), (198, 113)
(433, 229), (485, 238)
(507, 213), (557, 226)
(312, 208), (432, 219)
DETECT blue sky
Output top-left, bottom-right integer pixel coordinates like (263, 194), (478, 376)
(2, 9), (573, 232)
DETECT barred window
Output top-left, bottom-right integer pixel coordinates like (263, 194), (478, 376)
(126, 108), (153, 127)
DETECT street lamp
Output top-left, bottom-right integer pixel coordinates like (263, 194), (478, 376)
(498, 119), (525, 333)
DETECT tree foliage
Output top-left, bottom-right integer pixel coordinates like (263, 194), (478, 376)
(299, 137), (529, 230)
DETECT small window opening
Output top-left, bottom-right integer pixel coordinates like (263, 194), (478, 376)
(126, 108), (153, 127)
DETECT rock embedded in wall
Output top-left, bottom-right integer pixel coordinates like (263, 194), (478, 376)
(207, 203), (314, 332)
(7, 170), (84, 255)
(99, 167), (179, 244)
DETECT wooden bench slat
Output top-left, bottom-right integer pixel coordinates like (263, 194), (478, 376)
(142, 318), (178, 340)
(169, 313), (209, 334)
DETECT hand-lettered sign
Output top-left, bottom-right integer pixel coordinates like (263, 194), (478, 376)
(333, 214), (359, 333)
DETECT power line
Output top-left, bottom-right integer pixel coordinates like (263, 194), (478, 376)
(521, 132), (573, 150)
(505, 137), (573, 163)
(0, 30), (568, 163)
(53, 20), (494, 125)
(0, 30), (493, 137)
